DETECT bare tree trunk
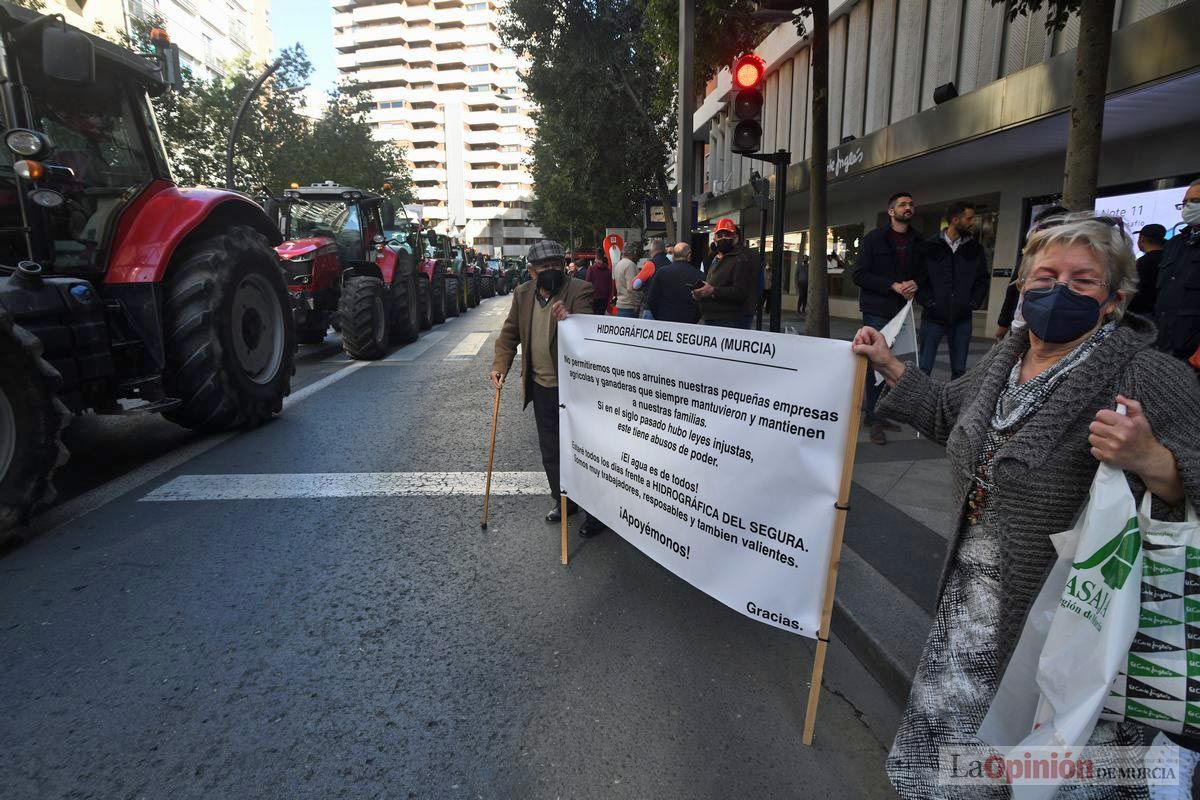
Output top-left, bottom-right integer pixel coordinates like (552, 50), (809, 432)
(655, 166), (678, 237)
(1062, 0), (1115, 210)
(806, 2), (830, 338)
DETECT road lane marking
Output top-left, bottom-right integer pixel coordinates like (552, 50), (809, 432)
(445, 332), (490, 360)
(383, 330), (448, 361)
(26, 360), (374, 536)
(140, 471), (547, 502)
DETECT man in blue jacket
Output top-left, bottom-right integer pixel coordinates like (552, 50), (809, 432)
(916, 201), (989, 380)
(852, 191), (921, 445)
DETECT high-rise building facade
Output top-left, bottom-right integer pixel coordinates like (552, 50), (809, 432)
(332, 0), (542, 257)
(45, 0), (273, 79)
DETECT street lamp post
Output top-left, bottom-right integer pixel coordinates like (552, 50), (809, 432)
(225, 57), (282, 191)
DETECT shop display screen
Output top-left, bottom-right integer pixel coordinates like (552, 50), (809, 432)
(1094, 188), (1184, 257)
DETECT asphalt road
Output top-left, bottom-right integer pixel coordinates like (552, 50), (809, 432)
(1, 296), (898, 799)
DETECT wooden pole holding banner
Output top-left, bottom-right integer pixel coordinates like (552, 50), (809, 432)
(560, 495), (569, 566)
(802, 355), (869, 746)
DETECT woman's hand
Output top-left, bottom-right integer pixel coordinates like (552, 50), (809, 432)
(1090, 395), (1184, 505)
(851, 327), (906, 386)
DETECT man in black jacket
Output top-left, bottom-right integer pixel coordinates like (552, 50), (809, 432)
(1128, 224), (1166, 316)
(693, 218), (760, 328)
(646, 242), (703, 323)
(916, 201), (989, 380)
(852, 192), (921, 444)
(1154, 179), (1200, 366)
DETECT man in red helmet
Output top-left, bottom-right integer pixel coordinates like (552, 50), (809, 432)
(691, 218), (760, 328)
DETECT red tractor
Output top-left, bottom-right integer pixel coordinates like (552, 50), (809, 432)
(0, 6), (296, 536)
(274, 182), (428, 359)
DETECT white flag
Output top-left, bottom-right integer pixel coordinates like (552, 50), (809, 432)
(874, 300), (918, 386)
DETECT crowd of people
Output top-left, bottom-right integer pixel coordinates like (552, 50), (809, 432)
(489, 181), (1200, 797)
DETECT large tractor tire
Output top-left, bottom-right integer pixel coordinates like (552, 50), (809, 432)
(480, 276), (494, 298)
(446, 278), (461, 318)
(389, 274), (420, 344)
(418, 276), (433, 331)
(467, 276), (480, 307)
(164, 226), (295, 432)
(0, 313), (69, 537)
(339, 275), (389, 360)
(430, 276), (448, 325)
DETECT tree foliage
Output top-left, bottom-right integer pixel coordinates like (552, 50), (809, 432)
(112, 19), (412, 200)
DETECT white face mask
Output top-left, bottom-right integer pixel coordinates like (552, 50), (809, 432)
(1182, 201), (1200, 228)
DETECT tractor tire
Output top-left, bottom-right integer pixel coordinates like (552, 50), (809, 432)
(0, 313), (70, 537)
(389, 275), (420, 344)
(163, 226), (295, 432)
(468, 276), (480, 307)
(446, 278), (461, 318)
(430, 277), (447, 325)
(339, 275), (388, 360)
(481, 276), (495, 298)
(418, 277), (433, 330)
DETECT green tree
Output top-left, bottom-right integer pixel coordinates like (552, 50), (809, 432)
(993, 0), (1115, 210)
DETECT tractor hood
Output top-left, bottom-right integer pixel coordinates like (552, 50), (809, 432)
(275, 238), (332, 259)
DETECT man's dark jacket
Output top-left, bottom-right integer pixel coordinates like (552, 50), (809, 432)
(699, 245), (759, 321)
(916, 233), (989, 324)
(1128, 249), (1163, 316)
(1153, 227), (1200, 361)
(646, 260), (703, 324)
(852, 225), (922, 318)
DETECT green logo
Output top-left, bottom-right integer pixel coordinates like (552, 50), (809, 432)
(1073, 517), (1142, 591)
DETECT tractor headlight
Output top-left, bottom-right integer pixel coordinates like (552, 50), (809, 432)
(5, 129), (51, 158)
(284, 252), (315, 263)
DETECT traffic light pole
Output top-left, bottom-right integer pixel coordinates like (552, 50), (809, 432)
(748, 150), (790, 333)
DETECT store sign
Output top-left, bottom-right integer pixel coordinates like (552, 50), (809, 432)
(827, 146), (865, 179)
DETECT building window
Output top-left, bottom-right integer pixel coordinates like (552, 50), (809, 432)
(468, 85), (490, 93)
(468, 64), (489, 73)
(500, 106), (517, 114)
(466, 2), (487, 10)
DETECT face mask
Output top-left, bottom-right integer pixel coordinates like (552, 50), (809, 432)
(666, 253), (674, 262)
(1021, 284), (1105, 344)
(714, 238), (734, 254)
(536, 267), (565, 296)
(1182, 202), (1200, 228)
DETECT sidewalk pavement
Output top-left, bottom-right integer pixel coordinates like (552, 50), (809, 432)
(774, 308), (995, 729)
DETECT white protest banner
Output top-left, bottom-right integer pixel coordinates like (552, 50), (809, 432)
(874, 300), (918, 386)
(557, 315), (862, 640)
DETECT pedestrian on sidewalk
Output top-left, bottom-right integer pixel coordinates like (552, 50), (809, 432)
(586, 258), (612, 316)
(614, 241), (644, 318)
(490, 239), (606, 537)
(1128, 223), (1166, 316)
(692, 218), (760, 329)
(646, 242), (703, 324)
(852, 191), (922, 445)
(916, 201), (989, 380)
(995, 205), (1069, 341)
(853, 213), (1200, 798)
(796, 255), (809, 315)
(1153, 179), (1200, 367)
(633, 238), (670, 319)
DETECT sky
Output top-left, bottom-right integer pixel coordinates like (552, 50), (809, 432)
(270, 0), (337, 91)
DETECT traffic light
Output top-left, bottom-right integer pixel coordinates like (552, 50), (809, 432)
(731, 53), (766, 155)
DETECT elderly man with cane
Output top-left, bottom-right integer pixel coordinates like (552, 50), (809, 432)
(489, 240), (606, 538)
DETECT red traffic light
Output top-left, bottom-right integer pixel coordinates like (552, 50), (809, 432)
(732, 54), (766, 90)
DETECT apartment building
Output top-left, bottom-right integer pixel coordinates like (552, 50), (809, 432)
(693, 0), (1200, 331)
(332, 0), (542, 257)
(45, 0), (273, 80)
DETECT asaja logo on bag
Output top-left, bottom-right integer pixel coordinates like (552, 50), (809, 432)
(1064, 517), (1141, 631)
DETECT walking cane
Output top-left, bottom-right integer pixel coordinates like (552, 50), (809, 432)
(481, 384), (502, 530)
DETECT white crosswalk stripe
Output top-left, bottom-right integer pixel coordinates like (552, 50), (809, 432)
(140, 471), (548, 502)
(445, 331), (491, 359)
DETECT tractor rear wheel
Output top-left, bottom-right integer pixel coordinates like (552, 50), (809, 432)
(418, 276), (433, 330)
(389, 274), (420, 344)
(340, 275), (388, 359)
(431, 276), (447, 324)
(446, 278), (461, 318)
(481, 276), (494, 298)
(0, 314), (69, 537)
(164, 226), (295, 432)
(468, 276), (480, 307)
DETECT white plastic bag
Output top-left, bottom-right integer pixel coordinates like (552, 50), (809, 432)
(991, 460), (1144, 799)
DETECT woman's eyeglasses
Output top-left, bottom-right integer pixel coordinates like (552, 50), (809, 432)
(1031, 214), (1124, 234)
(1021, 276), (1110, 295)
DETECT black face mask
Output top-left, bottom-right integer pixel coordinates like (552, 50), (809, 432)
(714, 238), (735, 254)
(1022, 284), (1106, 344)
(536, 267), (565, 296)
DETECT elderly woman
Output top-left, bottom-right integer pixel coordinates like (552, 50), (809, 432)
(853, 214), (1200, 799)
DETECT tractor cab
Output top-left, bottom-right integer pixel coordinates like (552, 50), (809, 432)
(275, 182), (389, 278)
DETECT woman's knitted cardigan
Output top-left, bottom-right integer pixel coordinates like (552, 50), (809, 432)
(876, 314), (1200, 661)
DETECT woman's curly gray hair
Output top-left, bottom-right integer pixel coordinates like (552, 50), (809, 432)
(1019, 212), (1139, 320)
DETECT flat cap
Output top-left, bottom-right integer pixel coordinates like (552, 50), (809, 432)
(527, 239), (566, 262)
